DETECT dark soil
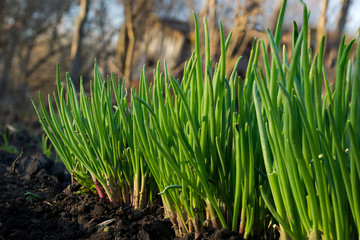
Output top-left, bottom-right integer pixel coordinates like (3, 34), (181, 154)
(0, 127), (243, 240)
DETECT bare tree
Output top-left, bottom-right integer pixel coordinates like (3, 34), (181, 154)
(316, 0), (329, 52)
(116, 0), (154, 85)
(70, 0), (89, 88)
(336, 0), (351, 43)
(123, 0), (136, 84)
(0, 0), (71, 115)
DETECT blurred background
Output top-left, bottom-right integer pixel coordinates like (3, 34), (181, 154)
(0, 0), (359, 126)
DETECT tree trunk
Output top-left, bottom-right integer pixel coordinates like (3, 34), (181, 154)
(115, 0), (153, 88)
(315, 0), (328, 53)
(115, 24), (127, 76)
(123, 0), (135, 86)
(336, 0), (350, 43)
(70, 0), (89, 89)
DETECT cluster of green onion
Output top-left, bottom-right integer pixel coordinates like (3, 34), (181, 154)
(32, 61), (156, 209)
(131, 12), (268, 238)
(32, 0), (360, 239)
(252, 1), (360, 239)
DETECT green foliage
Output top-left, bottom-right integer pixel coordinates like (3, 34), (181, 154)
(132, 13), (268, 238)
(0, 128), (18, 154)
(32, 0), (360, 239)
(41, 134), (52, 158)
(32, 60), (156, 209)
(252, 1), (360, 239)
(25, 191), (43, 201)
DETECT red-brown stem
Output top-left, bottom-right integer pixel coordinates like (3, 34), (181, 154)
(90, 173), (109, 202)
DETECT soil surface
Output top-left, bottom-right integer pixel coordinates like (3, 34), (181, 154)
(0, 127), (243, 240)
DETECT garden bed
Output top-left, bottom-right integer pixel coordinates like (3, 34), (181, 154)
(0, 140), (243, 240)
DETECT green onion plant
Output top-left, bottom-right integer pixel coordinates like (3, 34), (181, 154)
(32, 61), (155, 209)
(252, 1), (360, 239)
(133, 14), (268, 238)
